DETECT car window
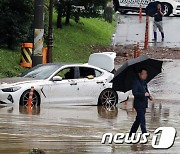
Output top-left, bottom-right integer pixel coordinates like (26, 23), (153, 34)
(20, 64), (60, 79)
(79, 67), (102, 78)
(95, 70), (102, 77)
(56, 67), (75, 80)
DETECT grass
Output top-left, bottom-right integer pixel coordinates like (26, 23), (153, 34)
(53, 17), (115, 63)
(0, 15), (115, 78)
(0, 47), (25, 78)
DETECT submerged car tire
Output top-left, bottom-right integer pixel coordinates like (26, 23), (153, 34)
(163, 3), (172, 16)
(98, 89), (118, 107)
(19, 106), (41, 115)
(19, 90), (40, 107)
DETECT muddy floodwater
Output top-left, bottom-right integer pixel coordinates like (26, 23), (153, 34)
(0, 60), (180, 154)
(0, 101), (180, 154)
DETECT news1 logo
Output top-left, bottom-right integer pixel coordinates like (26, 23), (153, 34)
(152, 127), (176, 149)
(101, 127), (176, 149)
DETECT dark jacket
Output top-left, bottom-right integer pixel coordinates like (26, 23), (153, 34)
(154, 10), (164, 22)
(132, 78), (149, 109)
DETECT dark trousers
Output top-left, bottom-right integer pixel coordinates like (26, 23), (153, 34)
(129, 108), (147, 136)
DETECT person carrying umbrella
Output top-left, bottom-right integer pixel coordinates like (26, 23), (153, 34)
(112, 56), (163, 137)
(129, 68), (152, 137)
(153, 3), (165, 42)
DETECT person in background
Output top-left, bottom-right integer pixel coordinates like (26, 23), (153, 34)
(129, 68), (152, 137)
(153, 3), (165, 42)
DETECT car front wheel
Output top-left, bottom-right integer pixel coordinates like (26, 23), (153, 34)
(20, 90), (40, 107)
(98, 89), (118, 107)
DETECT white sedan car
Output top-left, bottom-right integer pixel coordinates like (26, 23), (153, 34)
(0, 52), (129, 107)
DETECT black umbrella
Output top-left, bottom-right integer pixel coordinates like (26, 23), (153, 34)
(112, 56), (163, 92)
(146, 1), (164, 17)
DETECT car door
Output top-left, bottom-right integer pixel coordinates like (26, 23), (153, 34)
(75, 67), (105, 103)
(49, 67), (80, 104)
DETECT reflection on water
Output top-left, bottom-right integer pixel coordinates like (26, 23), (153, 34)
(0, 100), (179, 153)
(130, 143), (153, 152)
(19, 106), (40, 115)
(7, 107), (14, 113)
(97, 106), (118, 119)
(29, 148), (45, 154)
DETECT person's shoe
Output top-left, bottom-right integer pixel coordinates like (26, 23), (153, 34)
(152, 38), (157, 42)
(162, 38), (164, 42)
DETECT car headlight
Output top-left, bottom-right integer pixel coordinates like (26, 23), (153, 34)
(2, 86), (21, 92)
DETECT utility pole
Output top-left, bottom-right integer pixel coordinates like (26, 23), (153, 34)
(47, 0), (54, 63)
(32, 0), (44, 66)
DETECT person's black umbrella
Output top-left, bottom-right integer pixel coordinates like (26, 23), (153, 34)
(146, 1), (164, 17)
(112, 56), (163, 92)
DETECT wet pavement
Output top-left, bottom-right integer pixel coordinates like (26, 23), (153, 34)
(149, 60), (180, 100)
(113, 14), (180, 48)
(0, 60), (180, 154)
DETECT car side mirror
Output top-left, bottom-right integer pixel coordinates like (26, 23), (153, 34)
(52, 76), (62, 81)
(86, 75), (94, 79)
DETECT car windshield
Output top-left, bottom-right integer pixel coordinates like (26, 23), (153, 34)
(19, 64), (61, 79)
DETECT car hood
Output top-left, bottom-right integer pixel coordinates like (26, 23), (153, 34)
(88, 52), (116, 72)
(0, 77), (41, 87)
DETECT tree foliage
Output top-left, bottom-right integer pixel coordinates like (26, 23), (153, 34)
(0, 0), (111, 49)
(0, 0), (34, 49)
(0, 0), (49, 49)
(55, 0), (111, 28)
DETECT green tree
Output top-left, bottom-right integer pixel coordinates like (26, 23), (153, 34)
(55, 0), (111, 28)
(0, 0), (49, 49)
(0, 0), (34, 49)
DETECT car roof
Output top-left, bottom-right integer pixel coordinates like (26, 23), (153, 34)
(37, 62), (97, 68)
(36, 62), (108, 73)
(38, 62), (81, 67)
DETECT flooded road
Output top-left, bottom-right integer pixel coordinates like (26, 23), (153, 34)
(0, 60), (180, 154)
(114, 14), (180, 48)
(0, 101), (180, 154)
(149, 60), (180, 100)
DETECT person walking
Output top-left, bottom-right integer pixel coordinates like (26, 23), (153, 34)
(129, 68), (152, 137)
(153, 3), (165, 41)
